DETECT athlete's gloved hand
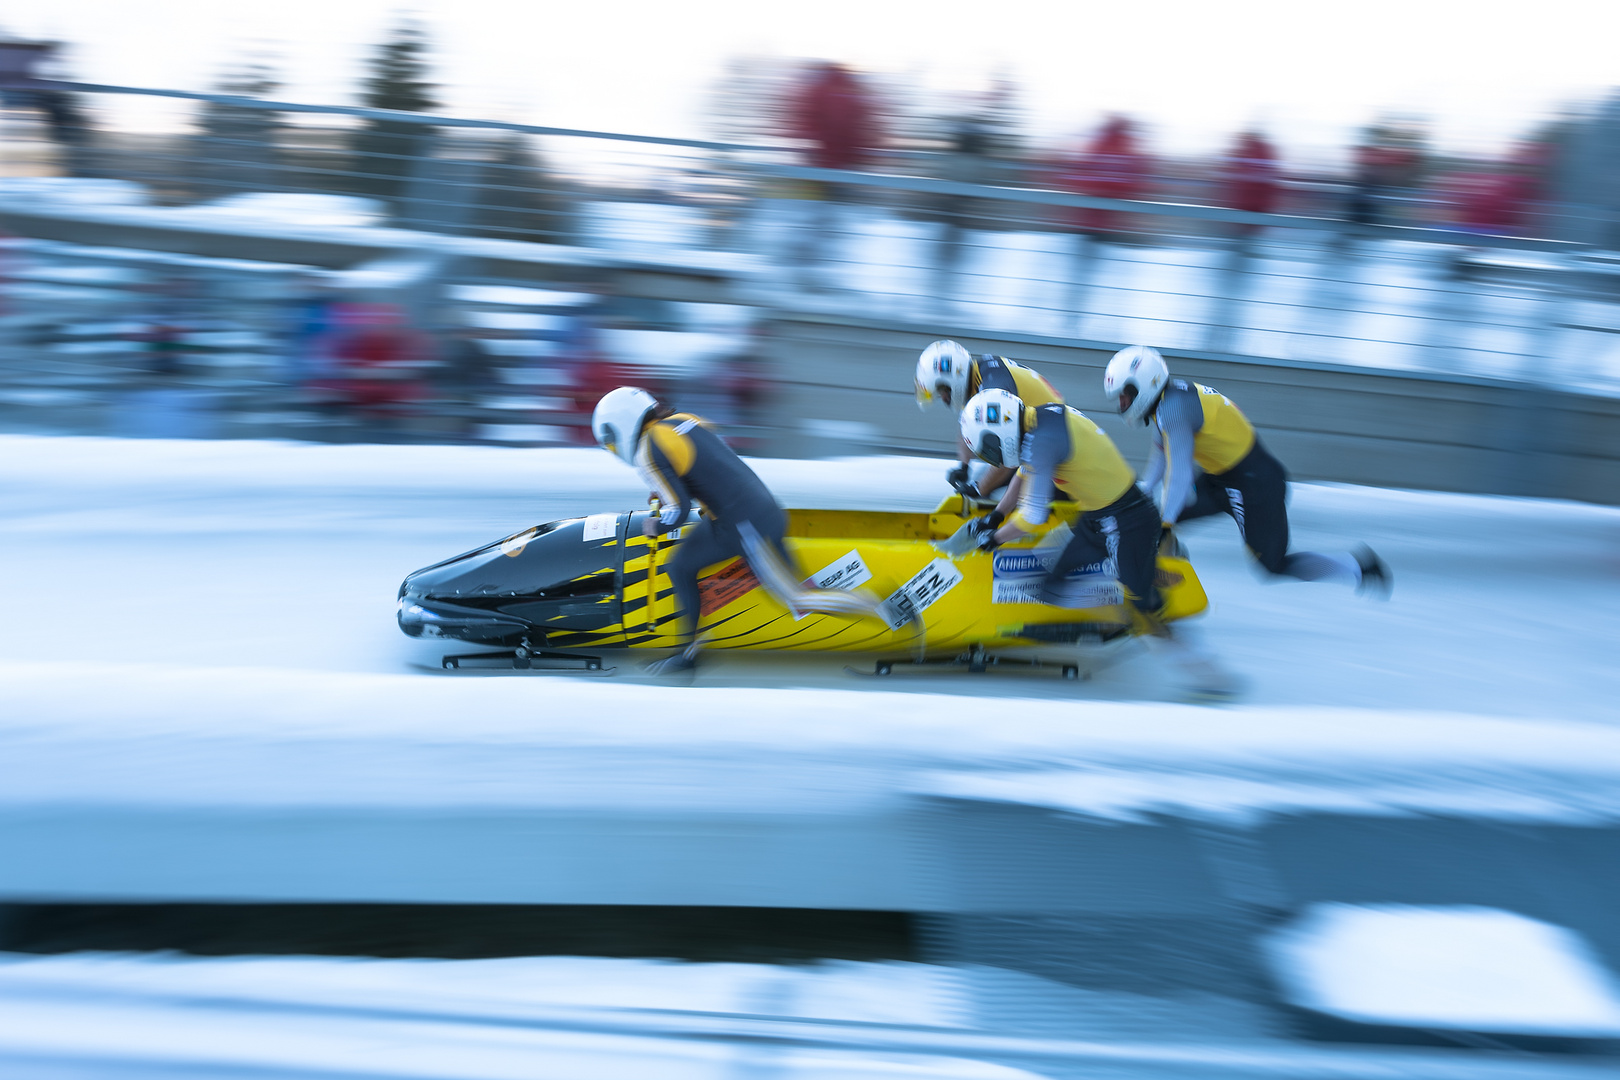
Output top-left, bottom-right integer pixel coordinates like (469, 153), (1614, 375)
(945, 463), (970, 491)
(970, 510), (1005, 551)
(935, 510), (1001, 556)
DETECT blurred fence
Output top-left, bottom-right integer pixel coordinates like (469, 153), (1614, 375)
(0, 82), (1618, 471)
(764, 318), (1620, 505)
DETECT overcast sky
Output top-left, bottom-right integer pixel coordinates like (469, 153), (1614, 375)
(4, 1), (1618, 163)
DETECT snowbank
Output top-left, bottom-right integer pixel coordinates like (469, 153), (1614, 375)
(1267, 904), (1620, 1036)
(3, 659), (1620, 824)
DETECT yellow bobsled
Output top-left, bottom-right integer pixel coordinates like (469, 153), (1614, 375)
(397, 495), (1207, 673)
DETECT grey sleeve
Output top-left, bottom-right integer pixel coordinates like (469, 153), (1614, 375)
(1140, 436), (1166, 496)
(1155, 392), (1201, 525)
(1015, 419), (1065, 527)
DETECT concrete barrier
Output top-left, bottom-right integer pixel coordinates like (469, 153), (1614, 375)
(761, 314), (1620, 506)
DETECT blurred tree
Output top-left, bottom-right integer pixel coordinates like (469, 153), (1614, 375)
(703, 54), (797, 145)
(11, 42), (98, 177)
(37, 87), (93, 175)
(352, 17), (440, 211)
(192, 61), (283, 203)
(467, 132), (572, 245)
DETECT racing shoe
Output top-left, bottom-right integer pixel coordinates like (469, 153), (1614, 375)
(1354, 545), (1392, 599)
(643, 648), (699, 679)
(1138, 616), (1242, 704)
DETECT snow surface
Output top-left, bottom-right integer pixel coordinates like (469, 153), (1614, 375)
(7, 432), (1620, 1070)
(0, 955), (1028, 1080)
(0, 952), (965, 1029)
(1267, 905), (1620, 1036)
(3, 434), (1620, 827)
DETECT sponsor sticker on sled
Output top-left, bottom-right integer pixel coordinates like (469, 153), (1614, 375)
(806, 549), (872, 592)
(789, 549), (874, 620)
(991, 550), (1122, 607)
(501, 527), (540, 557)
(698, 558), (759, 617)
(879, 557), (963, 630)
(582, 513), (619, 542)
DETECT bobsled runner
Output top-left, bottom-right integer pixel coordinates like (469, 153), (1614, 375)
(397, 495), (1207, 676)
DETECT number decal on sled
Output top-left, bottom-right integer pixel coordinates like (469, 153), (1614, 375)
(879, 558), (963, 630)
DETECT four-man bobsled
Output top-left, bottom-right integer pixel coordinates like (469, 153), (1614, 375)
(397, 495), (1207, 673)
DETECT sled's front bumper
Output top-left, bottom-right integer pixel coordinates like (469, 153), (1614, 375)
(396, 596), (528, 643)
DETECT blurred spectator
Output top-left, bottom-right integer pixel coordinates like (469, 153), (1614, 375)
(1346, 121), (1427, 228)
(306, 302), (430, 421)
(1434, 142), (1550, 279)
(716, 349), (770, 454)
(432, 324), (497, 435)
(789, 60), (879, 172)
(1219, 129), (1282, 234)
(1208, 129), (1281, 352)
(129, 275), (198, 378)
(1053, 115), (1151, 332)
(280, 274), (341, 392)
(1057, 115), (1151, 239)
(784, 61), (882, 287)
(930, 84), (1019, 306)
(1443, 141), (1547, 238)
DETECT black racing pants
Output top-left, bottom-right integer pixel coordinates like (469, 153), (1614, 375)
(1180, 440), (1326, 580)
(665, 503), (789, 642)
(1040, 484), (1162, 614)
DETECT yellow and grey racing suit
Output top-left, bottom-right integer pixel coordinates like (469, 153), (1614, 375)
(969, 354), (1063, 408)
(1143, 379), (1359, 583)
(1013, 403), (1161, 613)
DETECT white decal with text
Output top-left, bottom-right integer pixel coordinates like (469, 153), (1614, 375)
(879, 558), (963, 630)
(582, 513), (619, 542)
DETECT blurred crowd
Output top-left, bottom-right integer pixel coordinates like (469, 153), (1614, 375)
(3, 51), (1617, 445)
(769, 58), (1568, 241)
(263, 276), (768, 448)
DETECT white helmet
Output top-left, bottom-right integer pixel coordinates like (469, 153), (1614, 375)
(1103, 345), (1169, 427)
(959, 388), (1024, 469)
(592, 386), (659, 466)
(914, 339), (973, 411)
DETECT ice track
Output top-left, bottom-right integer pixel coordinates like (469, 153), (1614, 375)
(1, 434), (1617, 718)
(5, 436), (1620, 1079)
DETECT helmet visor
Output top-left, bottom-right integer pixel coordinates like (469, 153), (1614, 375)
(1118, 384), (1139, 415)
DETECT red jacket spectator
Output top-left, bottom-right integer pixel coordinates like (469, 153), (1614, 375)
(311, 303), (429, 412)
(1056, 115), (1150, 235)
(1222, 130), (1281, 216)
(788, 61), (879, 171)
(1438, 142), (1547, 237)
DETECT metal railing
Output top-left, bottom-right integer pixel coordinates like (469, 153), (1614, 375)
(1, 82), (1616, 450)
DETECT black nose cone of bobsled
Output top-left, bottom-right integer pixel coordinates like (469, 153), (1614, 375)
(397, 513), (626, 644)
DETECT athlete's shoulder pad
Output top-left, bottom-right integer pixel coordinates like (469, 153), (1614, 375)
(663, 412), (710, 433)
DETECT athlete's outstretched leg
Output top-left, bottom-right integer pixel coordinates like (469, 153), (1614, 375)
(738, 515), (886, 621)
(1223, 445), (1387, 594)
(648, 518), (744, 674)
